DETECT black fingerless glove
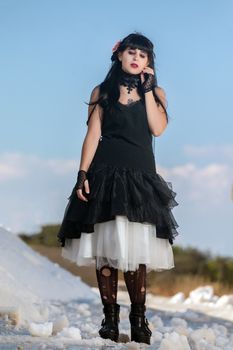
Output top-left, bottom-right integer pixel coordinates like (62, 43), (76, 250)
(141, 73), (156, 93)
(76, 170), (87, 190)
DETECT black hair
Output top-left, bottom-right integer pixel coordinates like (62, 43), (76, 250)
(85, 31), (169, 126)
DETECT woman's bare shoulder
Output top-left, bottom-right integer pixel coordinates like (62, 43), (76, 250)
(155, 86), (166, 98)
(90, 84), (101, 100)
(154, 86), (167, 108)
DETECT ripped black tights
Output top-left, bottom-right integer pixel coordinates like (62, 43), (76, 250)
(95, 263), (118, 305)
(123, 264), (147, 304)
(95, 260), (147, 305)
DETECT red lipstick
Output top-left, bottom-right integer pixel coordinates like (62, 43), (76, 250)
(130, 63), (138, 68)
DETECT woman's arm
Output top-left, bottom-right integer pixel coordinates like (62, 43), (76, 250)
(79, 85), (103, 172)
(144, 86), (168, 137)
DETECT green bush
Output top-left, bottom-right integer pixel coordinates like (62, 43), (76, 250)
(19, 224), (61, 247)
(19, 225), (233, 287)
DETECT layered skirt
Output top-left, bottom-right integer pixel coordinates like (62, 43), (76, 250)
(61, 215), (175, 273)
(57, 162), (179, 273)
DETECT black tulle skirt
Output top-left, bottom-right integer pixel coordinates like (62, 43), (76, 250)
(57, 162), (179, 248)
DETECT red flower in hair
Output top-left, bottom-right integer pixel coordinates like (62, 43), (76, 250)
(112, 40), (121, 53)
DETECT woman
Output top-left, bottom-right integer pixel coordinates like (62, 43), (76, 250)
(57, 32), (179, 345)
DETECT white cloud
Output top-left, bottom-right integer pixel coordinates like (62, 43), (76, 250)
(0, 152), (77, 183)
(183, 144), (233, 161)
(0, 152), (79, 233)
(158, 162), (233, 205)
(0, 153), (27, 181)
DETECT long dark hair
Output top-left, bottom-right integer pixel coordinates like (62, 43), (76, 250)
(85, 32), (169, 126)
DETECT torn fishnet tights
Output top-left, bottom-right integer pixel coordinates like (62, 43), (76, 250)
(124, 264), (147, 304)
(95, 263), (118, 305)
(95, 260), (146, 305)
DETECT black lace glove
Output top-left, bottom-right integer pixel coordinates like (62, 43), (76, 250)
(141, 73), (156, 93)
(76, 170), (87, 190)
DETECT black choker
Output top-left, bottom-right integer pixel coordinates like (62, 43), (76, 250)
(118, 67), (141, 94)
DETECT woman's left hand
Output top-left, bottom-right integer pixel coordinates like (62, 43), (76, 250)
(140, 67), (156, 93)
(140, 66), (154, 83)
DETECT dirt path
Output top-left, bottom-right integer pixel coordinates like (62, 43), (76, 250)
(30, 244), (127, 290)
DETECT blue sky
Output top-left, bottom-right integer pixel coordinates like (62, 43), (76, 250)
(1, 0), (233, 257)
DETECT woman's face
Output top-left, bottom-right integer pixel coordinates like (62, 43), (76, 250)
(118, 47), (149, 75)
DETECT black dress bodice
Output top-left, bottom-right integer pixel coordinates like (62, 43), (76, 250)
(91, 99), (156, 172)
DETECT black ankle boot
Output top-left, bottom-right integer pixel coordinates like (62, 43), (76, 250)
(99, 303), (120, 342)
(129, 304), (152, 345)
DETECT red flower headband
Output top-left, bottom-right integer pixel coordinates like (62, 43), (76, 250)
(112, 40), (121, 53)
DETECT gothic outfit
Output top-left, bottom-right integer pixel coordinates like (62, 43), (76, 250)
(57, 68), (179, 274)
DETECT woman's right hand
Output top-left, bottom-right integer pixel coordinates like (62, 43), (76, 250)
(76, 179), (90, 202)
(76, 170), (90, 202)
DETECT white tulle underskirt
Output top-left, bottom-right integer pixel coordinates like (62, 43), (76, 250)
(61, 215), (175, 273)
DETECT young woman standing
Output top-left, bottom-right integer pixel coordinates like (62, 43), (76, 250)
(57, 32), (179, 345)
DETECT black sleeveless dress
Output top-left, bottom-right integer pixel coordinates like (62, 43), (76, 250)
(57, 98), (179, 272)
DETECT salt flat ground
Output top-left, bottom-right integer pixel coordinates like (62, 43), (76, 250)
(1, 226), (233, 349)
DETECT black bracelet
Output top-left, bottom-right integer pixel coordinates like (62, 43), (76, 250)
(76, 170), (87, 190)
(142, 74), (156, 93)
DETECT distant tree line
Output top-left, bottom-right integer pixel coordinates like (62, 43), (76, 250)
(19, 224), (233, 287)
